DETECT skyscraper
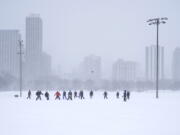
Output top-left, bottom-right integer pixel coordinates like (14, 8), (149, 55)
(26, 14), (42, 56)
(26, 14), (51, 80)
(112, 59), (137, 82)
(145, 45), (164, 81)
(0, 30), (21, 78)
(172, 47), (180, 82)
(80, 55), (101, 81)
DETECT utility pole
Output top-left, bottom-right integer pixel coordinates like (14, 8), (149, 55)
(147, 17), (168, 99)
(17, 40), (23, 97)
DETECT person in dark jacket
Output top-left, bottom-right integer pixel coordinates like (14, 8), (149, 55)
(103, 91), (108, 99)
(27, 90), (31, 99)
(90, 90), (93, 99)
(63, 91), (66, 100)
(116, 91), (120, 99)
(74, 91), (78, 98)
(36, 90), (43, 100)
(67, 91), (73, 100)
(45, 91), (50, 100)
(79, 90), (85, 99)
(127, 91), (130, 100)
(123, 90), (127, 102)
(79, 91), (81, 99)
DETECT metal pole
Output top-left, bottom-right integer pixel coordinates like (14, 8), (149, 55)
(156, 20), (159, 99)
(18, 40), (23, 97)
(147, 17), (167, 99)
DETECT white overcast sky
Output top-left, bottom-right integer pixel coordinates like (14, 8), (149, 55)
(0, 0), (180, 79)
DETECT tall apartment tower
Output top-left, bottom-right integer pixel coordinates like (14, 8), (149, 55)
(0, 30), (21, 78)
(26, 14), (42, 57)
(145, 45), (164, 81)
(25, 14), (51, 80)
(172, 47), (180, 82)
(112, 59), (137, 82)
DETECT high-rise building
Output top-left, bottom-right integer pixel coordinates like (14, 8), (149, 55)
(26, 14), (51, 80)
(0, 30), (21, 77)
(80, 55), (101, 81)
(172, 47), (180, 82)
(145, 45), (164, 81)
(112, 59), (137, 82)
(26, 14), (42, 57)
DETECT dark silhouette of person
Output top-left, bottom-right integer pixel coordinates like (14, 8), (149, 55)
(82, 91), (85, 99)
(79, 91), (81, 99)
(36, 90), (43, 101)
(27, 90), (31, 99)
(127, 91), (130, 100)
(79, 90), (85, 99)
(55, 91), (61, 100)
(45, 91), (50, 100)
(116, 92), (119, 99)
(123, 90), (127, 102)
(63, 91), (66, 100)
(90, 90), (93, 99)
(104, 91), (108, 99)
(68, 91), (73, 100)
(74, 91), (77, 98)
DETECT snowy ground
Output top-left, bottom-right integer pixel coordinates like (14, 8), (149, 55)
(0, 90), (180, 135)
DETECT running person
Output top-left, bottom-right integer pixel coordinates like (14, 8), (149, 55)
(103, 91), (108, 99)
(36, 90), (43, 100)
(27, 90), (31, 99)
(116, 91), (120, 99)
(55, 91), (61, 100)
(79, 90), (85, 99)
(74, 91), (78, 98)
(67, 91), (73, 100)
(45, 91), (50, 100)
(123, 90), (127, 102)
(127, 91), (130, 100)
(90, 90), (93, 99)
(63, 91), (67, 100)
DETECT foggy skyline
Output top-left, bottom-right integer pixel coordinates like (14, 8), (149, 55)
(0, 0), (180, 79)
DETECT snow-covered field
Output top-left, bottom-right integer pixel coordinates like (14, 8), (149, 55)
(0, 91), (180, 135)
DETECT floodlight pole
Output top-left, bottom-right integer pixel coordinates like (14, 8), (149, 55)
(156, 20), (159, 99)
(147, 17), (167, 99)
(18, 40), (23, 97)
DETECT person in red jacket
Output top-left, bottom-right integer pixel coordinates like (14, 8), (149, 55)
(54, 91), (61, 100)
